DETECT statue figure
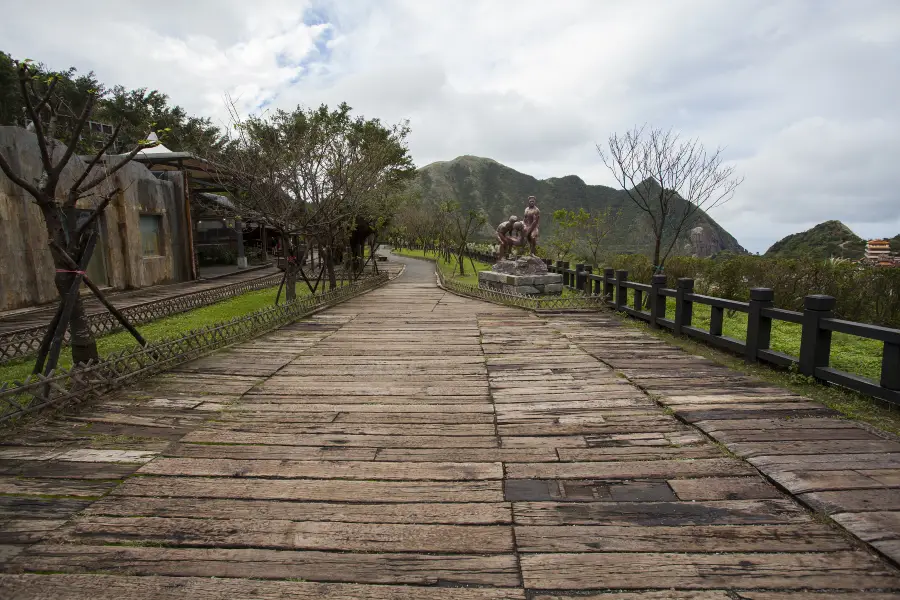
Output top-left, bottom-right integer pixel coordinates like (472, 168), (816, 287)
(496, 216), (526, 260)
(522, 196), (541, 255)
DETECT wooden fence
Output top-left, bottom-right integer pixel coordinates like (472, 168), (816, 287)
(548, 261), (900, 407)
(0, 273), (388, 424)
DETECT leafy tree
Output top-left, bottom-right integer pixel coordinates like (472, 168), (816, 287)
(547, 209), (579, 260)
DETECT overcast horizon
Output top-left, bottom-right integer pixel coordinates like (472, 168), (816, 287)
(2, 0), (898, 253)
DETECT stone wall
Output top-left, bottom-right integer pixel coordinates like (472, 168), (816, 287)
(0, 126), (190, 311)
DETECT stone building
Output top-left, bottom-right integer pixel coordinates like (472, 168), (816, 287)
(0, 126), (193, 311)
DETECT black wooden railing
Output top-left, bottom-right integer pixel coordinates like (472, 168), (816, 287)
(542, 262), (900, 406)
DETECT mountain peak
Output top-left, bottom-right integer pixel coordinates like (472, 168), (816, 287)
(765, 220), (865, 260)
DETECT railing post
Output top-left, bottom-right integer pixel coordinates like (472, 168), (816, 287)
(615, 270), (628, 311)
(582, 265), (593, 294)
(575, 263), (585, 291)
(799, 295), (835, 377)
(649, 274), (667, 329)
(883, 341), (900, 390)
(674, 278), (694, 336)
(746, 288), (774, 363)
(544, 258), (552, 269)
(603, 268), (615, 302)
(562, 262), (570, 287)
(555, 260), (563, 276)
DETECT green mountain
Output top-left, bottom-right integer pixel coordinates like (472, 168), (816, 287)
(764, 220), (866, 260)
(412, 155), (745, 257)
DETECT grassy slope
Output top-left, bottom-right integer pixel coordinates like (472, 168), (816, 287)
(0, 283), (317, 385)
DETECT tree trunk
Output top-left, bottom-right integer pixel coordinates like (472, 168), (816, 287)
(457, 248), (466, 276)
(653, 235), (662, 272)
(284, 265), (297, 302)
(53, 273), (99, 365)
(325, 251), (337, 290)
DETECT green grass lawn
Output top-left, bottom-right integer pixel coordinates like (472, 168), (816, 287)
(615, 288), (883, 382)
(0, 283), (316, 386)
(392, 248), (491, 285)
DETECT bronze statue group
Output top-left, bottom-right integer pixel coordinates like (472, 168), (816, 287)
(495, 196), (541, 260)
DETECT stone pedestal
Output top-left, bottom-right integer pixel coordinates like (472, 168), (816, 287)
(478, 255), (563, 296)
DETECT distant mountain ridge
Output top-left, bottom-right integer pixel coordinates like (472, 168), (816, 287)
(764, 220), (868, 260)
(411, 155), (745, 257)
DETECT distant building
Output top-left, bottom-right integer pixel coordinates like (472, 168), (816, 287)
(863, 239), (899, 267)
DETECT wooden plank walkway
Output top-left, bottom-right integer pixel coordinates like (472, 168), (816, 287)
(1, 253), (899, 598)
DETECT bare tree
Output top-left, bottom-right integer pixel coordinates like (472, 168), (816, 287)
(442, 201), (487, 276)
(597, 125), (743, 271)
(0, 60), (156, 372)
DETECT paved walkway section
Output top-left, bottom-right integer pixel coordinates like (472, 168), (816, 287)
(0, 265), (281, 336)
(0, 254), (898, 598)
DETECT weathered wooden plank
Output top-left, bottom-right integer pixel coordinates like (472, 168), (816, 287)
(164, 444), (378, 461)
(83, 497), (511, 523)
(199, 423), (497, 436)
(0, 519), (66, 544)
(0, 574), (528, 599)
(0, 477), (117, 498)
(0, 496), (92, 520)
(667, 477), (782, 500)
(514, 523), (849, 552)
(831, 511), (900, 543)
(138, 458), (502, 480)
(532, 593), (731, 600)
(799, 489), (900, 513)
(768, 469), (889, 494)
(506, 459), (755, 480)
(512, 499), (809, 526)
(113, 476), (504, 502)
(374, 448), (558, 462)
(519, 551), (898, 589)
(58, 517), (513, 553)
(740, 593), (900, 600)
(0, 460), (137, 480)
(727, 440), (900, 457)
(749, 453), (900, 471)
(556, 446), (722, 462)
(180, 431), (499, 448)
(231, 402), (496, 413)
(6, 546), (521, 586)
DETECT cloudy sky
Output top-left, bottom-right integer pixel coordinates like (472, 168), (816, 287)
(2, 0), (898, 252)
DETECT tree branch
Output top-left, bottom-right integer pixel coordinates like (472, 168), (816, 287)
(0, 148), (43, 201)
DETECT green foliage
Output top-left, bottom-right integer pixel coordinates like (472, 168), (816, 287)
(410, 156), (745, 257)
(0, 49), (223, 154)
(765, 220), (867, 260)
(610, 253), (900, 328)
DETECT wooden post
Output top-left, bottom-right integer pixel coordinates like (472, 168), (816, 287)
(883, 341), (900, 390)
(562, 262), (570, 287)
(603, 268), (615, 302)
(583, 265), (593, 294)
(650, 274), (667, 327)
(710, 306), (724, 336)
(674, 278), (694, 336)
(799, 295), (835, 377)
(555, 260), (563, 276)
(746, 288), (774, 363)
(575, 263), (585, 291)
(615, 270), (628, 311)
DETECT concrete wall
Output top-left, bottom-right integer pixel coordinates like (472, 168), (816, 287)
(0, 126), (190, 311)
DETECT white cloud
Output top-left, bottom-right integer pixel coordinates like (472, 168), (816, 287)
(2, 0), (899, 252)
